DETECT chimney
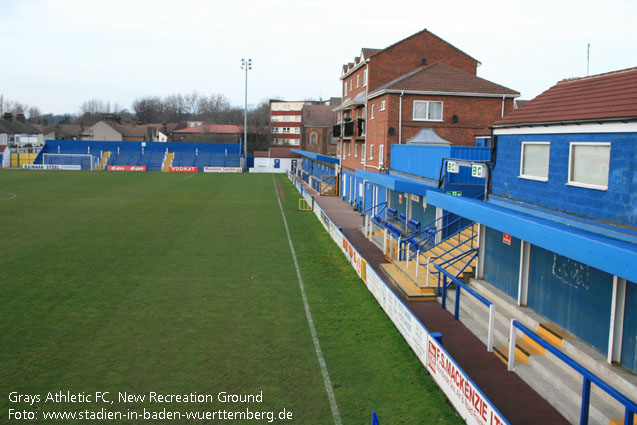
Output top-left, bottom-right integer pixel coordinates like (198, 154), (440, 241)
(16, 113), (26, 123)
(3, 112), (13, 121)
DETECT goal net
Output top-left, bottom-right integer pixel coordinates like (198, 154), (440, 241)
(42, 153), (95, 171)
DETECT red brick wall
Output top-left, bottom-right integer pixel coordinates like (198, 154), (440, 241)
(368, 30), (478, 91)
(363, 93), (514, 168)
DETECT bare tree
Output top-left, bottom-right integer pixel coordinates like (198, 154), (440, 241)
(27, 106), (42, 122)
(5, 99), (28, 114)
(184, 91), (201, 116)
(199, 93), (231, 123)
(132, 96), (165, 123)
(164, 94), (188, 122)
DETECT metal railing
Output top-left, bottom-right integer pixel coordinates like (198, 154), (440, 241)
(509, 320), (637, 425)
(437, 264), (495, 352)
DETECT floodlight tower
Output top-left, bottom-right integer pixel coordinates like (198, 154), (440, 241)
(241, 58), (252, 170)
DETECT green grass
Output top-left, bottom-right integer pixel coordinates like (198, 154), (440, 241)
(0, 169), (461, 424)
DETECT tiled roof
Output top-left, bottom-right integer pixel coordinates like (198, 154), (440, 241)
(368, 62), (519, 97)
(253, 151), (268, 157)
(362, 48), (381, 58)
(172, 124), (242, 134)
(269, 146), (301, 158)
(494, 67), (637, 126)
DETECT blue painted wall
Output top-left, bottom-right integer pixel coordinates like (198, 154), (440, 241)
(391, 144), (490, 182)
(527, 245), (613, 353)
(483, 227), (520, 299)
(491, 132), (637, 227)
(621, 281), (637, 373)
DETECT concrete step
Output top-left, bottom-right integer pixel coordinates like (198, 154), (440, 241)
(457, 278), (637, 425)
(379, 263), (437, 302)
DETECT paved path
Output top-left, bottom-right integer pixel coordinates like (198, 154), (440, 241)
(295, 176), (569, 425)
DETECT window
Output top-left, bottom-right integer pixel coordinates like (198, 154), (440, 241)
(349, 79), (352, 91)
(356, 75), (360, 87)
(363, 69), (367, 86)
(361, 145), (366, 164)
(379, 144), (384, 167)
(370, 104), (375, 120)
(348, 143), (351, 156)
(283, 127), (290, 133)
(293, 128), (300, 134)
(568, 142), (610, 190)
(413, 100), (443, 121)
(344, 82), (347, 95)
(311, 133), (317, 145)
(354, 143), (358, 157)
(369, 144), (374, 160)
(380, 100), (385, 111)
(520, 142), (550, 181)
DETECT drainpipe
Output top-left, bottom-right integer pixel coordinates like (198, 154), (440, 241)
(399, 91), (404, 144)
(501, 95), (505, 118)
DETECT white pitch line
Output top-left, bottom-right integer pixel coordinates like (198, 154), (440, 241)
(0, 192), (17, 201)
(272, 176), (342, 425)
(184, 173), (197, 181)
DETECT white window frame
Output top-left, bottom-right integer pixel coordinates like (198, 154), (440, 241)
(348, 143), (351, 156)
(379, 144), (384, 167)
(369, 144), (374, 160)
(413, 100), (443, 121)
(380, 100), (386, 111)
(354, 143), (358, 157)
(344, 82), (347, 95)
(567, 142), (611, 190)
(356, 75), (360, 87)
(349, 79), (352, 91)
(519, 141), (550, 182)
(363, 69), (367, 87)
(370, 104), (375, 120)
(361, 145), (366, 164)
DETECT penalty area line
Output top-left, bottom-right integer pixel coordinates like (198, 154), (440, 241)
(272, 176), (342, 425)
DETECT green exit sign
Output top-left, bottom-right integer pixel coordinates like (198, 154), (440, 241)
(446, 191), (462, 197)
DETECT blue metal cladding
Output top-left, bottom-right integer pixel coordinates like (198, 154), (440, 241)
(483, 227), (520, 299)
(621, 281), (637, 372)
(491, 132), (637, 227)
(391, 144), (490, 182)
(527, 245), (613, 353)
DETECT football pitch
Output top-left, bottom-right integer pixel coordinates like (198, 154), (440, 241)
(0, 169), (462, 424)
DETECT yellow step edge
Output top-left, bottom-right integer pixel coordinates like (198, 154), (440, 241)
(538, 323), (571, 348)
(610, 414), (637, 425)
(493, 345), (528, 365)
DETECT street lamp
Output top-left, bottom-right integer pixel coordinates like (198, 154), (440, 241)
(241, 58), (252, 170)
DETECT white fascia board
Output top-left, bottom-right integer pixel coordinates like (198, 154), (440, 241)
(366, 89), (519, 100)
(493, 121), (637, 135)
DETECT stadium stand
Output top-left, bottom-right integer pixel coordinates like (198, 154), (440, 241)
(34, 140), (242, 172)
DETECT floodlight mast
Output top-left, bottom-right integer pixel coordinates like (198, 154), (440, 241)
(241, 58), (252, 171)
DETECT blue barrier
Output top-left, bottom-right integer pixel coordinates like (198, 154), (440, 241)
(509, 320), (636, 425)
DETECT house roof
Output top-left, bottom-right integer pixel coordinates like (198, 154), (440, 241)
(367, 62), (519, 98)
(0, 118), (41, 135)
(253, 151), (269, 157)
(43, 124), (82, 138)
(361, 48), (381, 58)
(494, 67), (637, 126)
(172, 124), (242, 134)
(269, 146), (301, 158)
(115, 124), (151, 138)
(303, 104), (338, 127)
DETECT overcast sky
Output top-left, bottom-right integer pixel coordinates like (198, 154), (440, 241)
(2, 0), (636, 115)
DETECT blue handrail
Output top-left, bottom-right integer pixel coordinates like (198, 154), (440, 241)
(510, 320), (636, 425)
(361, 201), (387, 216)
(436, 263), (495, 352)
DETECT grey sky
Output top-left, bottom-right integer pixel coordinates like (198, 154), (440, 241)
(2, 0), (636, 115)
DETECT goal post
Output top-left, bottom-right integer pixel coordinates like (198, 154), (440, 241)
(42, 153), (96, 171)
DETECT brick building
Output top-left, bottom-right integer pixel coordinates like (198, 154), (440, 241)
(269, 100), (316, 147)
(301, 103), (339, 156)
(335, 28), (518, 174)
